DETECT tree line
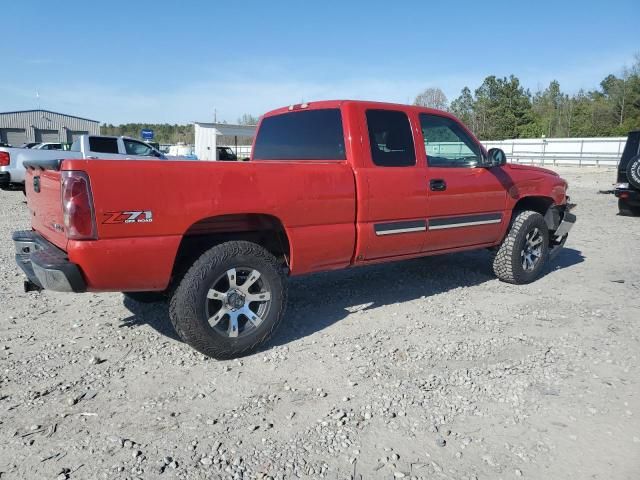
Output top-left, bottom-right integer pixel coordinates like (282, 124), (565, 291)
(100, 123), (195, 144)
(415, 55), (640, 140)
(100, 115), (259, 145)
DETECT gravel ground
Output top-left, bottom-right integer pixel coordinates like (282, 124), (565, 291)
(0, 167), (638, 480)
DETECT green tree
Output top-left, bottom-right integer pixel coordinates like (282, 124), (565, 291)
(450, 87), (475, 129)
(445, 53), (640, 140)
(471, 75), (534, 139)
(100, 123), (195, 144)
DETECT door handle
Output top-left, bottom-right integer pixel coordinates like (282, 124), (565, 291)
(430, 179), (447, 191)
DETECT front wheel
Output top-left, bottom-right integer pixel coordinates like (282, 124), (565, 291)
(492, 210), (550, 284)
(169, 241), (287, 359)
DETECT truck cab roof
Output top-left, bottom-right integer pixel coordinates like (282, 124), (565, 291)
(262, 99), (452, 119)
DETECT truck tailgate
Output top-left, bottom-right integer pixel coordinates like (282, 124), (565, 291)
(25, 163), (67, 250)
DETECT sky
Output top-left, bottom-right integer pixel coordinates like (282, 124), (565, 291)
(2, 0), (638, 125)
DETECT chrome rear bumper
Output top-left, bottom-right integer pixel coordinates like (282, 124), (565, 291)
(13, 230), (86, 293)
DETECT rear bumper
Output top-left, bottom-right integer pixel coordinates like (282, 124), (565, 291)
(13, 230), (86, 293)
(615, 188), (640, 206)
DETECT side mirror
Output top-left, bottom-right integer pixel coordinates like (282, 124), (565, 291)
(485, 148), (507, 167)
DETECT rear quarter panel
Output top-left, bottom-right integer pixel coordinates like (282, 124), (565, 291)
(61, 159), (356, 291)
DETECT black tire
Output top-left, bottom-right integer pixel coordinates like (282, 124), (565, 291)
(618, 198), (640, 217)
(626, 154), (640, 190)
(169, 241), (287, 359)
(492, 210), (550, 284)
(123, 291), (166, 303)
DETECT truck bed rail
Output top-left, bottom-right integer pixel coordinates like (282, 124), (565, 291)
(23, 159), (63, 171)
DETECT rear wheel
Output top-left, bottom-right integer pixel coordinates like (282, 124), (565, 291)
(618, 198), (640, 217)
(169, 241), (287, 359)
(492, 210), (550, 284)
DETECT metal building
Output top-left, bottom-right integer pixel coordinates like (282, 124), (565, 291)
(0, 110), (100, 145)
(194, 122), (256, 160)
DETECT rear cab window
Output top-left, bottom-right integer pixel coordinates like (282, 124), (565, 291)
(253, 109), (346, 160)
(88, 137), (119, 154)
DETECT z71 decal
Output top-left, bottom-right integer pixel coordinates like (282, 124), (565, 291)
(102, 211), (153, 224)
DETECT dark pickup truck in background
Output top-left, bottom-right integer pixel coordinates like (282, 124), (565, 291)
(615, 130), (640, 216)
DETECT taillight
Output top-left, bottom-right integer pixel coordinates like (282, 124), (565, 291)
(61, 171), (97, 240)
(0, 151), (9, 167)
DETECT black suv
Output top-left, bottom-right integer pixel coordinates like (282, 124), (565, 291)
(616, 130), (640, 216)
(217, 146), (238, 161)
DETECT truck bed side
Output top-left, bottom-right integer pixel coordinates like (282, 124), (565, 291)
(25, 159), (356, 291)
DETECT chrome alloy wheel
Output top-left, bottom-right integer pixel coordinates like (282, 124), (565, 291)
(205, 267), (272, 338)
(521, 227), (543, 271)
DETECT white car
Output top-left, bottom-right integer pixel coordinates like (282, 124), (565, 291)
(31, 142), (65, 150)
(0, 135), (165, 192)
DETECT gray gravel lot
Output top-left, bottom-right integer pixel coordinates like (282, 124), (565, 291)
(0, 167), (638, 480)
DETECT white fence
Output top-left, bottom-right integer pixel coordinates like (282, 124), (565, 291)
(222, 136), (627, 167)
(482, 137), (626, 167)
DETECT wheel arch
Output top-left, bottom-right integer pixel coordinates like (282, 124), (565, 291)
(511, 195), (559, 229)
(512, 195), (554, 217)
(170, 213), (291, 288)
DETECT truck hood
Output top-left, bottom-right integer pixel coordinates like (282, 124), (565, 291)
(506, 163), (559, 177)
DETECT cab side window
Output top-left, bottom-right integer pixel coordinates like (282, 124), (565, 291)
(420, 114), (482, 167)
(124, 139), (154, 156)
(366, 110), (416, 167)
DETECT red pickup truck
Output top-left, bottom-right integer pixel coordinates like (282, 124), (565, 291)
(14, 100), (575, 359)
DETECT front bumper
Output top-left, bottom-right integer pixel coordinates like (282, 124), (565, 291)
(544, 202), (576, 260)
(554, 206), (576, 238)
(545, 201), (576, 239)
(13, 230), (86, 293)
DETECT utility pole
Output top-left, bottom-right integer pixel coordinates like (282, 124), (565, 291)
(214, 108), (217, 123)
